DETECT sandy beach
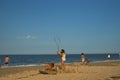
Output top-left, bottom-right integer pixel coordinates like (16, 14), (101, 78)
(0, 61), (120, 80)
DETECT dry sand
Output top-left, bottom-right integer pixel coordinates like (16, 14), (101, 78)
(0, 61), (120, 80)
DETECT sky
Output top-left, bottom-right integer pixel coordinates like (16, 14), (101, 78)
(0, 0), (120, 54)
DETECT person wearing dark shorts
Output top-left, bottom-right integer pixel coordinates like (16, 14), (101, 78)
(4, 56), (10, 66)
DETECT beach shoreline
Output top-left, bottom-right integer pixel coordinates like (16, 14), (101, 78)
(0, 61), (120, 80)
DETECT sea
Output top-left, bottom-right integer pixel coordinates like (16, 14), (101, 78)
(0, 53), (120, 67)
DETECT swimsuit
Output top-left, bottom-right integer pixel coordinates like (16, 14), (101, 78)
(5, 62), (9, 64)
(62, 54), (66, 61)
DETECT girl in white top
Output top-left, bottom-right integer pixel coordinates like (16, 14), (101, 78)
(58, 49), (66, 72)
(81, 53), (85, 64)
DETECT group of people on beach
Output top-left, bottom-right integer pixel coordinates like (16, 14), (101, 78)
(45, 49), (89, 72)
(0, 50), (112, 72)
(0, 49), (88, 72)
(45, 49), (112, 72)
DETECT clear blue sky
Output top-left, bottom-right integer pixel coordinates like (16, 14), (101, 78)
(0, 0), (120, 54)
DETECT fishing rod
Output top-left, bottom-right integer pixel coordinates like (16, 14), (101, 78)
(54, 36), (61, 54)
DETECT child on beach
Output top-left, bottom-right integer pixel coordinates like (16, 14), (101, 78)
(58, 49), (66, 72)
(81, 53), (85, 64)
(4, 56), (10, 67)
(40, 63), (57, 74)
(45, 63), (56, 71)
(81, 53), (89, 65)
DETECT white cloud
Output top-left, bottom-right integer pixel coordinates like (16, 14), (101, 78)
(17, 35), (38, 40)
(25, 35), (37, 39)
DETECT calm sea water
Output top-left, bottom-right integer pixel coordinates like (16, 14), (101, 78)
(0, 54), (120, 67)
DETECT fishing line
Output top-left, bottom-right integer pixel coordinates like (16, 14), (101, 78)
(54, 36), (61, 53)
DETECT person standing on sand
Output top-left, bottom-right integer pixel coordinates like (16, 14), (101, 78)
(58, 49), (66, 72)
(81, 53), (85, 64)
(4, 56), (10, 66)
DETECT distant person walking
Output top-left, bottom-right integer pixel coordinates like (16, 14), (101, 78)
(58, 49), (66, 72)
(4, 56), (10, 67)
